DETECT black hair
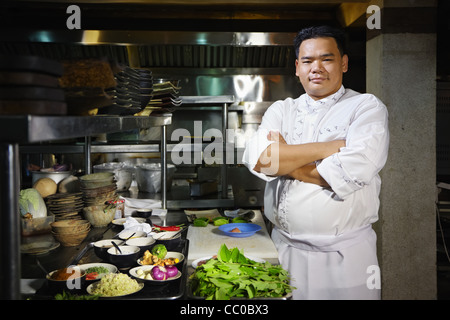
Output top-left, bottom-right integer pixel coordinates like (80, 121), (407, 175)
(294, 25), (347, 58)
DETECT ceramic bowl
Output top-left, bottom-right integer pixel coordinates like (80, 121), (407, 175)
(93, 239), (123, 261)
(107, 245), (140, 269)
(46, 266), (86, 292)
(126, 236), (155, 254)
(118, 230), (147, 240)
(82, 205), (115, 227)
(153, 232), (182, 251)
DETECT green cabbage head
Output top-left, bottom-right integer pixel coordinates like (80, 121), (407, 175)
(19, 188), (47, 218)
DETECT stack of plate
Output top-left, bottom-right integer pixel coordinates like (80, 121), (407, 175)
(46, 192), (84, 221)
(139, 79), (181, 115)
(0, 55), (67, 115)
(79, 172), (117, 206)
(99, 67), (153, 116)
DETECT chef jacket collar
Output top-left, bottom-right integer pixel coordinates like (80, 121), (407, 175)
(304, 85), (346, 113)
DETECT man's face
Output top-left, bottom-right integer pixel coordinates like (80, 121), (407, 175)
(295, 37), (348, 100)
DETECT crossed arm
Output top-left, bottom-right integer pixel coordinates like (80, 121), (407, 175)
(253, 131), (345, 187)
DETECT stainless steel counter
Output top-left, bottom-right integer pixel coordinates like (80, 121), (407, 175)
(0, 114), (172, 299)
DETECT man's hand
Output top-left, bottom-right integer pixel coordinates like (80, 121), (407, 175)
(288, 163), (330, 187)
(254, 130), (345, 177)
(266, 130), (342, 187)
(267, 131), (287, 144)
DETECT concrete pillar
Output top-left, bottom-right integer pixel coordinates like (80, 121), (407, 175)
(366, 0), (437, 299)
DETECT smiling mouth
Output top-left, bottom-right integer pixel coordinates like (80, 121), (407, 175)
(310, 77), (327, 83)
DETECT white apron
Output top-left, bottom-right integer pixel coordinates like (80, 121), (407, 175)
(242, 86), (389, 300)
(272, 225), (381, 300)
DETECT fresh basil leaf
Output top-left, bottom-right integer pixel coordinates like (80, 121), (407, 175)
(246, 284), (255, 299)
(230, 247), (240, 262)
(218, 244), (231, 262)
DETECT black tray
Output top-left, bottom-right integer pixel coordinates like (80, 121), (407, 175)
(33, 239), (189, 300)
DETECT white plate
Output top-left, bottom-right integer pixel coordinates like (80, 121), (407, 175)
(20, 241), (60, 255)
(78, 263), (118, 280)
(129, 265), (181, 284)
(137, 251), (184, 266)
(112, 217), (146, 226)
(192, 255), (266, 269)
(86, 281), (144, 297)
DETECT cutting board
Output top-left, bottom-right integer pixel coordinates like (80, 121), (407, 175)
(187, 210), (279, 265)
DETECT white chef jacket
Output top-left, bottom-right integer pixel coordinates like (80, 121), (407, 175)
(242, 85), (389, 300)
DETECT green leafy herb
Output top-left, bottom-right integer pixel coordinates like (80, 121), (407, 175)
(190, 244), (295, 300)
(85, 266), (109, 274)
(231, 217), (249, 223)
(54, 291), (99, 300)
(213, 216), (229, 226)
(193, 217), (209, 227)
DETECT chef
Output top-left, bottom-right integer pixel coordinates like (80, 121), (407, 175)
(243, 25), (389, 300)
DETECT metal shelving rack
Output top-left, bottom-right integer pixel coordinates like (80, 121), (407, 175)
(0, 114), (172, 300)
(167, 95), (235, 208)
(18, 96), (237, 210)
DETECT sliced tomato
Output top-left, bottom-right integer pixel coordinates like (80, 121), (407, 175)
(86, 272), (98, 280)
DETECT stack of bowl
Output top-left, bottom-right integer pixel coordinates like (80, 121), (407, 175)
(93, 162), (134, 192)
(79, 172), (117, 206)
(50, 219), (91, 246)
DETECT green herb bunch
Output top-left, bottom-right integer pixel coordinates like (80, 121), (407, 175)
(54, 291), (99, 300)
(190, 244), (295, 300)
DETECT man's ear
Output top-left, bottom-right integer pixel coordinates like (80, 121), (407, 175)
(342, 54), (349, 73)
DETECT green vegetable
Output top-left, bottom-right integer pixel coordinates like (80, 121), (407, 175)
(193, 217), (209, 227)
(19, 188), (47, 218)
(189, 244), (295, 300)
(151, 244), (167, 259)
(231, 217), (248, 223)
(55, 291), (99, 300)
(85, 266), (109, 274)
(213, 216), (229, 226)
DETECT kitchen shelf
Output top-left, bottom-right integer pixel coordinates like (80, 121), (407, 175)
(20, 142), (232, 154)
(0, 114), (171, 143)
(119, 185), (235, 210)
(0, 113), (172, 300)
(19, 95), (236, 209)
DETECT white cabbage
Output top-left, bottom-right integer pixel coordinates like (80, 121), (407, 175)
(19, 188), (47, 218)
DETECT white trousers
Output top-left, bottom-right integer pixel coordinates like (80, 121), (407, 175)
(272, 225), (381, 300)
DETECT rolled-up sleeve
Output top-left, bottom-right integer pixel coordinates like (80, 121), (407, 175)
(242, 101), (285, 182)
(316, 96), (390, 200)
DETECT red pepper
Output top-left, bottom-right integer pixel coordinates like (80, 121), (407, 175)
(86, 272), (98, 280)
(153, 224), (181, 231)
